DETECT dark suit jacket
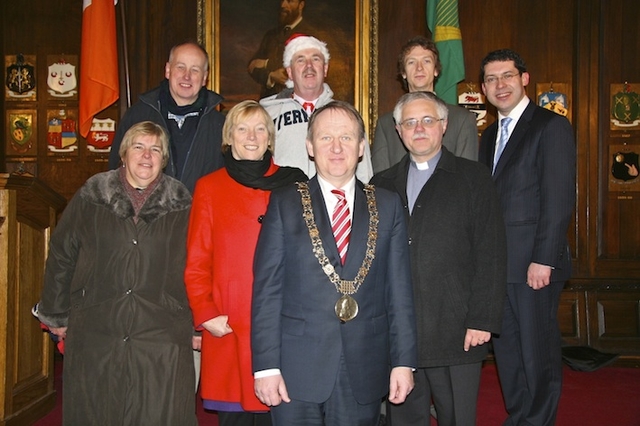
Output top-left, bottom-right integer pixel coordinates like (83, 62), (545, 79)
(479, 101), (576, 283)
(251, 177), (417, 405)
(372, 103), (478, 173)
(371, 148), (506, 367)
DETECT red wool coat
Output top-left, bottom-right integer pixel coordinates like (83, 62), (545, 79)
(185, 164), (278, 412)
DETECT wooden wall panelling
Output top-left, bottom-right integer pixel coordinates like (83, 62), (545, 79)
(1, 0), (101, 201)
(119, 0), (199, 112)
(574, 0), (600, 278)
(559, 289), (588, 346)
(0, 1), (5, 169)
(0, 175), (66, 425)
(589, 288), (640, 354)
(375, 0), (427, 118)
(596, 0), (640, 274)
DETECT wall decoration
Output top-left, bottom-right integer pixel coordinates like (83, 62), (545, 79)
(6, 110), (37, 156)
(86, 108), (118, 155)
(198, 0), (378, 131)
(4, 54), (37, 101)
(609, 144), (640, 192)
(536, 82), (571, 122)
(610, 83), (640, 130)
(46, 54), (78, 100)
(46, 109), (79, 156)
(5, 159), (37, 177)
(458, 81), (488, 131)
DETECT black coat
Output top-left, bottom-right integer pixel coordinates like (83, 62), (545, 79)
(107, 84), (225, 193)
(371, 148), (507, 367)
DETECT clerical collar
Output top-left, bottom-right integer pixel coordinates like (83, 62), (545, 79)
(410, 149), (442, 171)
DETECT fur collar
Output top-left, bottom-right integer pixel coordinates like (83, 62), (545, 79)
(79, 170), (191, 223)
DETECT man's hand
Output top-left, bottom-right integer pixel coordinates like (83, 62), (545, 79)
(388, 366), (414, 404)
(248, 58), (268, 73)
(269, 68), (289, 85)
(192, 335), (202, 351)
(464, 328), (491, 351)
(50, 326), (68, 340)
(201, 315), (233, 337)
(527, 262), (552, 290)
(255, 374), (290, 407)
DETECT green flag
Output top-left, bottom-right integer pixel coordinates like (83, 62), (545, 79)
(427, 0), (465, 104)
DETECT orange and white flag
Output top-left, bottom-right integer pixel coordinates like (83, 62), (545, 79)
(79, 0), (119, 138)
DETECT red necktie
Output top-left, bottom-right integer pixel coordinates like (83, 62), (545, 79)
(331, 189), (351, 265)
(302, 102), (315, 115)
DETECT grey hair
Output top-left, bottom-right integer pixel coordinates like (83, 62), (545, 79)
(393, 91), (449, 125)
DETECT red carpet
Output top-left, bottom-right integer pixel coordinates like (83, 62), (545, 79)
(34, 359), (640, 425)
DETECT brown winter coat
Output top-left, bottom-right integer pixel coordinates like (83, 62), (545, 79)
(38, 170), (196, 426)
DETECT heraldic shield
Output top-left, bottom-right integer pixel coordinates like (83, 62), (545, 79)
(6, 54), (36, 95)
(612, 151), (640, 182)
(47, 62), (77, 97)
(612, 86), (640, 125)
(9, 113), (34, 154)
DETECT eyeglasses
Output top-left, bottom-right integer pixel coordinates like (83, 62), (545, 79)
(398, 116), (444, 130)
(483, 72), (520, 86)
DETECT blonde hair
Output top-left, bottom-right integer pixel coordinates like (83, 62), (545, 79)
(222, 100), (275, 153)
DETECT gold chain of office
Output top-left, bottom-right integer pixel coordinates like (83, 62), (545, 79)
(296, 181), (378, 295)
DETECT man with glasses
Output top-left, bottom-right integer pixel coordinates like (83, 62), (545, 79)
(371, 91), (506, 426)
(479, 49), (576, 426)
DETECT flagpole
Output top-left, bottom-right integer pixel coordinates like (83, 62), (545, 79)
(118, 0), (131, 108)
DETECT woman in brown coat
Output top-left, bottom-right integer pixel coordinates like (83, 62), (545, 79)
(35, 121), (197, 425)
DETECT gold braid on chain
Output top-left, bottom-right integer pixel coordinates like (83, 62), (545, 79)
(296, 182), (378, 295)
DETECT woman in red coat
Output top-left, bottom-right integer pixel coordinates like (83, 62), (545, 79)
(184, 100), (306, 426)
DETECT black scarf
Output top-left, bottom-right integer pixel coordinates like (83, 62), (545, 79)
(224, 150), (307, 190)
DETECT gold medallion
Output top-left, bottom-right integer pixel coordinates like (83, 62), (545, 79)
(335, 294), (358, 322)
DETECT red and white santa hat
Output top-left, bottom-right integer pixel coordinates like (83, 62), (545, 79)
(282, 34), (331, 68)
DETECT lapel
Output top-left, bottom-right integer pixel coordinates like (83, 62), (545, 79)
(481, 123), (498, 169)
(389, 156), (412, 224)
(493, 102), (535, 177)
(343, 181), (368, 275)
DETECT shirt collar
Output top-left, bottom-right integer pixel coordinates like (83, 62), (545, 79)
(499, 96), (530, 123)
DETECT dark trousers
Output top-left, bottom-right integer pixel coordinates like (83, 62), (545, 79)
(492, 281), (564, 426)
(218, 411), (272, 426)
(386, 363), (482, 426)
(270, 355), (381, 426)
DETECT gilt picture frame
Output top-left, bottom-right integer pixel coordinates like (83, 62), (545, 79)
(197, 0), (378, 134)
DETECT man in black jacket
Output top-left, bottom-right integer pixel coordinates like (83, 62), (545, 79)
(109, 41), (225, 194)
(371, 91), (506, 426)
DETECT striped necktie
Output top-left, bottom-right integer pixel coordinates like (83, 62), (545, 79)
(493, 117), (512, 173)
(331, 189), (351, 265)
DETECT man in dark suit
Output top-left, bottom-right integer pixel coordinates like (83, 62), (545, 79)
(371, 36), (478, 173)
(251, 101), (417, 425)
(479, 49), (576, 426)
(372, 91), (506, 426)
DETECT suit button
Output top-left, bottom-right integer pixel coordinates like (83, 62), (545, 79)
(132, 239), (138, 245)
(408, 237), (413, 245)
